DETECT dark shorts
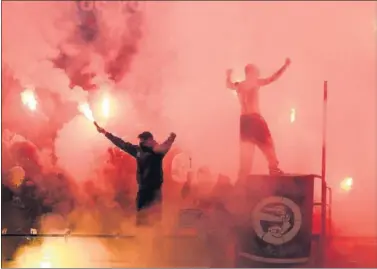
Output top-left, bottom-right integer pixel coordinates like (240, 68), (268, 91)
(136, 187), (162, 211)
(240, 113), (272, 145)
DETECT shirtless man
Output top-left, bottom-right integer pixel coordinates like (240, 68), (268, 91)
(226, 58), (291, 178)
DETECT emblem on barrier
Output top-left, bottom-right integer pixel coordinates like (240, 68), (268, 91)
(252, 196), (302, 245)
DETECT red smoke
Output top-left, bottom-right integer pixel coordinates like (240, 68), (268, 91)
(1, 1), (376, 261)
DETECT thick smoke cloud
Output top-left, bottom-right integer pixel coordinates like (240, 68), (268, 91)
(141, 1), (377, 237)
(3, 0), (145, 179)
(2, 1), (376, 253)
(2, 1), (83, 102)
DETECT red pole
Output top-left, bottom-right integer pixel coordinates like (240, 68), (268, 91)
(320, 81), (328, 266)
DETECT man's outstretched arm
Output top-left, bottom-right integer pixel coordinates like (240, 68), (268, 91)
(259, 58), (291, 86)
(226, 69), (239, 90)
(94, 122), (138, 157)
(153, 133), (176, 155)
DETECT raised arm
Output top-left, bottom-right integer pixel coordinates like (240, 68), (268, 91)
(258, 58), (291, 86)
(153, 133), (176, 155)
(104, 132), (138, 157)
(226, 69), (239, 90)
(94, 122), (138, 157)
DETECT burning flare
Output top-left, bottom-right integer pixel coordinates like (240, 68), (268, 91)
(101, 97), (110, 118)
(21, 88), (37, 111)
(78, 102), (94, 122)
(290, 108), (296, 123)
(13, 237), (110, 268)
(340, 177), (353, 192)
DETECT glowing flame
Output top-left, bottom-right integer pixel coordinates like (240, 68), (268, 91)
(78, 102), (94, 122)
(14, 237), (111, 268)
(102, 97), (110, 118)
(39, 251), (52, 268)
(40, 260), (51, 268)
(340, 177), (353, 192)
(21, 89), (37, 111)
(290, 108), (296, 123)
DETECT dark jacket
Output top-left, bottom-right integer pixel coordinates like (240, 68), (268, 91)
(105, 133), (173, 190)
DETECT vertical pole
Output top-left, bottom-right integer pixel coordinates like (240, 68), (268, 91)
(327, 187), (333, 237)
(320, 81), (328, 267)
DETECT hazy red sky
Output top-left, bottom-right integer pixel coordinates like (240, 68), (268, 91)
(2, 1), (376, 236)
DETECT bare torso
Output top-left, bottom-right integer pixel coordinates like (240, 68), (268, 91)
(236, 80), (261, 115)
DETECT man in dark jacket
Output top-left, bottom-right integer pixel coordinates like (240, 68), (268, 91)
(94, 122), (176, 225)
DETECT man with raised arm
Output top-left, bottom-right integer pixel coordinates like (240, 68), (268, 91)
(226, 59), (291, 178)
(94, 122), (176, 225)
